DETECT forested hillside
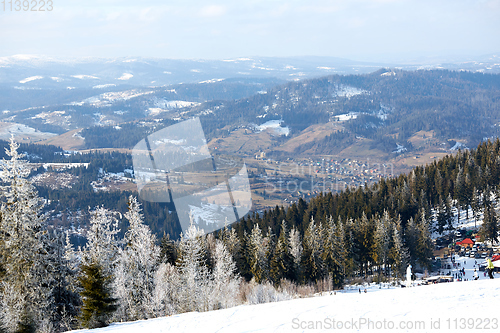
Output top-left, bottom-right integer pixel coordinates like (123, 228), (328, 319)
(196, 69), (500, 153)
(73, 69), (500, 159)
(226, 138), (500, 284)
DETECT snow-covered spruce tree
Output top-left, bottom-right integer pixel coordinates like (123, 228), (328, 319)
(372, 211), (391, 281)
(269, 221), (294, 285)
(247, 223), (268, 283)
(288, 226), (303, 282)
(220, 223), (240, 260)
(404, 217), (419, 267)
(78, 206), (120, 328)
(301, 217), (325, 283)
(322, 216), (346, 287)
(40, 230), (82, 332)
(113, 196), (160, 322)
(176, 224), (211, 313)
(415, 208), (433, 269)
(0, 138), (53, 332)
(81, 206), (120, 277)
(211, 240), (240, 309)
(152, 262), (179, 317)
(389, 216), (410, 281)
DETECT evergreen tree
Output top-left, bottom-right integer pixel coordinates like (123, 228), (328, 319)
(113, 196), (160, 321)
(81, 206), (120, 277)
(0, 139), (52, 331)
(471, 187), (481, 229)
(480, 202), (499, 244)
(176, 224), (211, 313)
(78, 262), (117, 329)
(415, 209), (433, 269)
(247, 223), (268, 283)
(301, 217), (324, 283)
(389, 217), (410, 281)
(372, 212), (391, 281)
(288, 226), (303, 282)
(322, 216), (346, 287)
(159, 233), (177, 266)
(270, 221), (294, 284)
(211, 240), (240, 309)
(436, 195), (452, 235)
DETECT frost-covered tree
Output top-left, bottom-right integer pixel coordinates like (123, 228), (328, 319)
(372, 211), (391, 280)
(322, 216), (346, 287)
(81, 206), (120, 277)
(389, 217), (410, 280)
(415, 209), (433, 269)
(211, 240), (240, 309)
(152, 262), (179, 317)
(176, 224), (211, 313)
(270, 221), (294, 284)
(79, 206), (120, 328)
(41, 230), (82, 332)
(220, 223), (240, 259)
(301, 217), (324, 283)
(404, 217), (419, 266)
(0, 138), (53, 332)
(288, 226), (303, 282)
(247, 223), (268, 283)
(159, 233), (177, 265)
(113, 196), (160, 321)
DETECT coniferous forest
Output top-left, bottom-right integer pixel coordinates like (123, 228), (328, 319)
(1, 135), (500, 331)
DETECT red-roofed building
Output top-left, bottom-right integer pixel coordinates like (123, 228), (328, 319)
(457, 238), (474, 248)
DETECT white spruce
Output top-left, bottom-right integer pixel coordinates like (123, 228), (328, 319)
(0, 138), (52, 332)
(113, 196), (160, 321)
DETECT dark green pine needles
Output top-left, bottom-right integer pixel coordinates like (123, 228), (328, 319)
(78, 262), (118, 328)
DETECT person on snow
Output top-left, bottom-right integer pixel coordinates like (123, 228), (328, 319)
(487, 258), (495, 279)
(473, 269), (479, 280)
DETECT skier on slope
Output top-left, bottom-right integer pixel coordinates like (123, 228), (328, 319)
(487, 258), (495, 279)
(473, 268), (479, 280)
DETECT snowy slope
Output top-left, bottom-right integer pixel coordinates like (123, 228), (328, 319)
(71, 278), (499, 333)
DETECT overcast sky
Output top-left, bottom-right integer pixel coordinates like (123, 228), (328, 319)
(0, 0), (499, 62)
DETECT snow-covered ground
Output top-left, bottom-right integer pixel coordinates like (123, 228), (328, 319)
(255, 120), (290, 136)
(19, 75), (43, 84)
(334, 113), (358, 121)
(0, 122), (57, 141)
(71, 277), (499, 333)
(334, 85), (368, 98)
(430, 205), (484, 240)
(117, 73), (133, 80)
(438, 253), (497, 281)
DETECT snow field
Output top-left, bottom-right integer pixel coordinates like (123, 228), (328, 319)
(71, 278), (500, 333)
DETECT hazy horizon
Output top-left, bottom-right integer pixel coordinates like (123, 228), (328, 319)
(1, 0), (499, 63)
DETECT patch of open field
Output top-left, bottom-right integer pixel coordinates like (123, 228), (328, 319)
(407, 130), (437, 149)
(336, 137), (388, 161)
(276, 122), (342, 153)
(37, 128), (85, 150)
(208, 128), (275, 156)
